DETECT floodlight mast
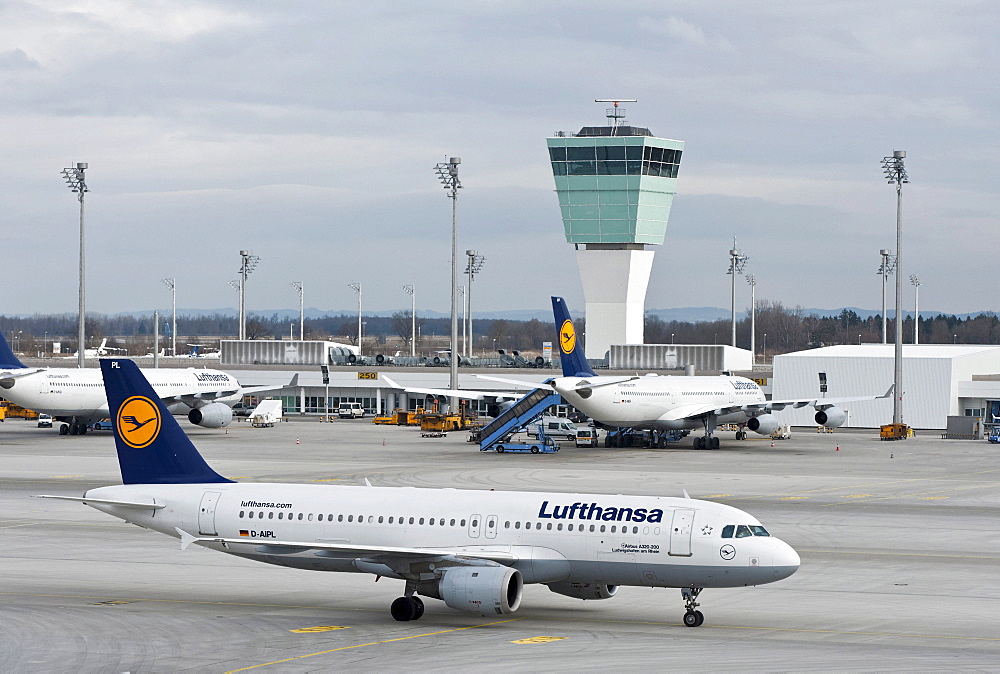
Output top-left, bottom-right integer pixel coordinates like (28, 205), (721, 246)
(595, 99), (638, 136)
(434, 156), (462, 403)
(882, 150), (909, 425)
(747, 274), (757, 366)
(162, 278), (176, 356)
(403, 285), (416, 357)
(727, 238), (748, 347)
(61, 162), (88, 368)
(349, 283), (362, 356)
(877, 249), (896, 344)
(465, 250), (485, 357)
(291, 282), (304, 340)
(237, 250), (260, 339)
(910, 275), (921, 345)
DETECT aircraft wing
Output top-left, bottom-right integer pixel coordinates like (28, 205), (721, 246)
(176, 528), (517, 566)
(0, 368), (46, 380)
(472, 374), (550, 390)
(381, 375), (520, 401)
(656, 386), (894, 422)
(763, 386), (894, 411)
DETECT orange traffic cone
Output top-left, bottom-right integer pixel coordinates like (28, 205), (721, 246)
(771, 439), (774, 448)
(296, 438), (300, 445)
(835, 445), (840, 452)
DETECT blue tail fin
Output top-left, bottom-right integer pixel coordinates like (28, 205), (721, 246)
(0, 331), (26, 369)
(551, 296), (596, 378)
(99, 359), (232, 485)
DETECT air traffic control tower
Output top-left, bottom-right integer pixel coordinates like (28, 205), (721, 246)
(548, 102), (683, 360)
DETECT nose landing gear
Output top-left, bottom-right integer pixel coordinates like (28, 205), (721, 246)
(681, 587), (705, 627)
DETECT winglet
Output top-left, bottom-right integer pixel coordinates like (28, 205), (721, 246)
(364, 477), (373, 487)
(176, 527), (198, 551)
(683, 489), (691, 500)
(288, 373), (299, 387)
(880, 385), (895, 399)
(551, 297), (596, 378)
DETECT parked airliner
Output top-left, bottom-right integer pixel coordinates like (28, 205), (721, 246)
(39, 359), (799, 625)
(481, 298), (891, 449)
(0, 333), (253, 435)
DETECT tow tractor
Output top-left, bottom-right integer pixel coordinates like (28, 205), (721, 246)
(482, 423), (560, 454)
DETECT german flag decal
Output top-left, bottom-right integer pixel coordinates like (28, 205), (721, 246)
(239, 530), (250, 537)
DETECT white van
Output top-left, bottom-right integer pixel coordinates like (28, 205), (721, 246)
(527, 416), (578, 440)
(574, 427), (598, 447)
(338, 402), (365, 419)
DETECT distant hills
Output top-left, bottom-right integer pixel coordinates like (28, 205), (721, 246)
(49, 305), (995, 322)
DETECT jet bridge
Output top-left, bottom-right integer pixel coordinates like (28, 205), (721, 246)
(477, 388), (562, 452)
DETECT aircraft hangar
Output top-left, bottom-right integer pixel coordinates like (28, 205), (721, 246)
(770, 344), (1000, 429)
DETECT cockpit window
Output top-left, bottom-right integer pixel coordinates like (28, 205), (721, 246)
(723, 524), (770, 538)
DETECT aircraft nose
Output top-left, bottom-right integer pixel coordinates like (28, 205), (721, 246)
(771, 539), (800, 580)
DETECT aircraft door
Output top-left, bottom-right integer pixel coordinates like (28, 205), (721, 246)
(468, 514), (482, 538)
(198, 491), (222, 536)
(668, 508), (695, 556)
(485, 514), (498, 539)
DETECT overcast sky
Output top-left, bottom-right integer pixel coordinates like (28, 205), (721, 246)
(2, 1), (997, 318)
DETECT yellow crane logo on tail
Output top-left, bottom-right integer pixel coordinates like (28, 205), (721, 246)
(559, 319), (577, 355)
(116, 396), (161, 449)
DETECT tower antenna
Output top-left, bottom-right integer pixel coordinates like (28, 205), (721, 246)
(595, 99), (637, 136)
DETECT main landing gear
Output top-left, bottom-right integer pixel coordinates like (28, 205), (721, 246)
(693, 416), (719, 450)
(59, 420), (88, 436)
(390, 594), (425, 622)
(681, 587), (705, 627)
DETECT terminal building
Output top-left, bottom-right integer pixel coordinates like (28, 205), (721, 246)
(548, 102), (684, 360)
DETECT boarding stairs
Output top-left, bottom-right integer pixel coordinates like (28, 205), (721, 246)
(477, 388), (561, 452)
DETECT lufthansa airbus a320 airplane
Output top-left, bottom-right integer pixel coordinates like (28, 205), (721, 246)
(39, 359), (799, 625)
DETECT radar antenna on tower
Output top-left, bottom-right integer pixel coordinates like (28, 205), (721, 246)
(595, 99), (637, 136)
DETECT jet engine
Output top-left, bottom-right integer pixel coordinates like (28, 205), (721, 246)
(815, 406), (847, 429)
(187, 402), (233, 428)
(546, 581), (619, 600)
(434, 566), (523, 616)
(746, 413), (779, 435)
(486, 400), (516, 417)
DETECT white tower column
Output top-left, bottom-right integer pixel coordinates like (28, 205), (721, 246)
(576, 247), (655, 359)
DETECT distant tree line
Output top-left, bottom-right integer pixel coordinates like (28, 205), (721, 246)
(3, 302), (998, 357)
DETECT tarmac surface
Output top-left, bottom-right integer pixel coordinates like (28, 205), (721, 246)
(3, 417), (999, 672)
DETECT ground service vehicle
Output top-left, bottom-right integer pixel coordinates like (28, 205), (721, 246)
(527, 416), (578, 440)
(37, 413), (52, 428)
(574, 427), (599, 447)
(338, 402), (365, 419)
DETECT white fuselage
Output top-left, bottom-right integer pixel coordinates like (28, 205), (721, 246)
(82, 482), (799, 590)
(553, 374), (767, 430)
(0, 367), (241, 422)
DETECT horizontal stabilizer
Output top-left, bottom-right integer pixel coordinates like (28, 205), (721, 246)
(35, 495), (165, 509)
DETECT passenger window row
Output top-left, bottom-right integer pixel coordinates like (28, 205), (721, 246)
(238, 510), (657, 536)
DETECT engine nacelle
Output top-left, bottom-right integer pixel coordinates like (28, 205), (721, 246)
(188, 402), (233, 428)
(815, 406), (847, 429)
(746, 413), (779, 435)
(546, 581), (619, 601)
(437, 566), (523, 616)
(487, 400), (516, 417)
